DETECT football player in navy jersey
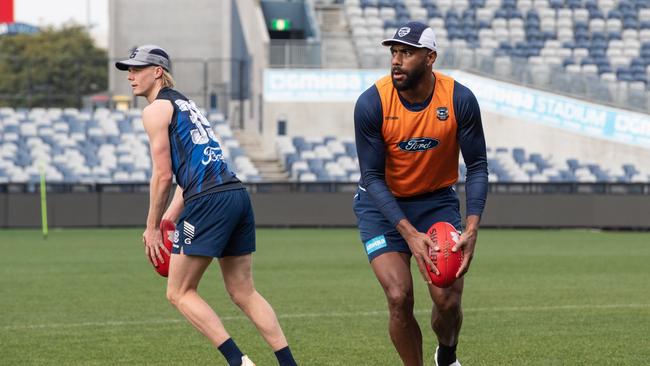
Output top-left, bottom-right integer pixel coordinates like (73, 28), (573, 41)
(116, 45), (297, 366)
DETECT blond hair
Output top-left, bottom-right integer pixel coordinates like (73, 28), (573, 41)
(160, 70), (175, 88)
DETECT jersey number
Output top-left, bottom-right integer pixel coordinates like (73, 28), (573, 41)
(175, 99), (219, 145)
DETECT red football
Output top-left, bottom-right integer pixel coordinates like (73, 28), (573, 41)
(150, 219), (175, 277)
(426, 222), (463, 288)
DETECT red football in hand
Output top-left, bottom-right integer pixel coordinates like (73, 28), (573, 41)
(150, 219), (175, 277)
(426, 222), (463, 288)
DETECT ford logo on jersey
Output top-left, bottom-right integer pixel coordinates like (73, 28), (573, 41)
(398, 138), (439, 152)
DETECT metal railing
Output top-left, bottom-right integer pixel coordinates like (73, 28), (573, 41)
(0, 56), (252, 113)
(269, 40), (323, 68)
(434, 48), (650, 114)
(354, 46), (650, 113)
(111, 57), (250, 117)
(3, 182), (649, 195)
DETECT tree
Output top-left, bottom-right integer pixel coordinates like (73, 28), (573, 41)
(0, 26), (107, 108)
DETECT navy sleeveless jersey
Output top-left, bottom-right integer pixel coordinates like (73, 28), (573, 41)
(156, 88), (241, 202)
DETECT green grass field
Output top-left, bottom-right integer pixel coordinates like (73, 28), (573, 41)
(0, 228), (649, 365)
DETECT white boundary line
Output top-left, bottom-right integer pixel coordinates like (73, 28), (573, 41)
(2, 303), (648, 331)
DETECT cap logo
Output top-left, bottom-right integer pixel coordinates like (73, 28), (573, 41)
(130, 50), (137, 59)
(398, 27), (411, 37)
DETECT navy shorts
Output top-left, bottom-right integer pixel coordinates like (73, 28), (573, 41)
(172, 188), (256, 258)
(352, 186), (461, 262)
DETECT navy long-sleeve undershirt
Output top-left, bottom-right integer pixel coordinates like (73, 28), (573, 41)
(353, 80), (488, 227)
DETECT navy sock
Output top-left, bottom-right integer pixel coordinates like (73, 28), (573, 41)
(437, 343), (457, 366)
(218, 338), (244, 366)
(274, 346), (297, 366)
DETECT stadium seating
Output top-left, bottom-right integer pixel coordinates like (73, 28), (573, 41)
(2, 106), (647, 184)
(344, 0), (650, 99)
(276, 135), (361, 182)
(0, 107), (261, 184)
(276, 135), (650, 183)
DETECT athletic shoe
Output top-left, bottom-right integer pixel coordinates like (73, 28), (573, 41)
(241, 355), (256, 366)
(435, 346), (461, 366)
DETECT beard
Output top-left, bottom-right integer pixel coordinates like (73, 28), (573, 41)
(391, 62), (429, 91)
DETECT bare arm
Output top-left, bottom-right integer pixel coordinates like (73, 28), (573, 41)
(142, 99), (174, 266)
(162, 185), (184, 223)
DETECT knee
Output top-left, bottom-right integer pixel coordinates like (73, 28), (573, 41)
(385, 288), (414, 314)
(166, 287), (187, 308)
(166, 287), (179, 307)
(435, 297), (462, 316)
(226, 286), (255, 307)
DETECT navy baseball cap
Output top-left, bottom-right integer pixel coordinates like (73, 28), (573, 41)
(381, 21), (437, 51)
(115, 45), (171, 72)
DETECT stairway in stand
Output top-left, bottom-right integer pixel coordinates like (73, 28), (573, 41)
(315, 2), (358, 68)
(234, 130), (289, 182)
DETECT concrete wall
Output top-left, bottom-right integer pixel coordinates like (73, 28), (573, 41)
(234, 0), (270, 131)
(262, 101), (354, 145)
(109, 0), (267, 132)
(1, 189), (649, 229)
(109, 0), (231, 108)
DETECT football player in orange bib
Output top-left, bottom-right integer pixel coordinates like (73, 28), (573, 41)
(353, 22), (488, 366)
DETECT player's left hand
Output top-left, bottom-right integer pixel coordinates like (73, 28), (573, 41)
(452, 228), (477, 278)
(142, 227), (169, 267)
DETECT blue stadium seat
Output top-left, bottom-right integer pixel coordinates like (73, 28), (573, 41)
(623, 18), (639, 28)
(590, 9), (606, 19)
(559, 170), (578, 181)
(395, 9), (409, 20)
(563, 58), (576, 67)
(469, 0), (485, 8)
(383, 19), (399, 28)
(623, 164), (638, 177)
(607, 30), (622, 40)
(494, 9), (508, 19)
(567, 0), (582, 8)
(616, 68), (635, 81)
(566, 159), (581, 172)
(608, 9), (624, 19)
(512, 147), (527, 165)
(427, 7), (443, 19)
(598, 63), (614, 74)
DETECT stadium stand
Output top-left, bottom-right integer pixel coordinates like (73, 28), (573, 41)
(343, 0), (650, 108)
(2, 2), (649, 185)
(275, 135), (650, 183)
(4, 106), (646, 184)
(0, 107), (262, 184)
(5, 102), (645, 184)
(276, 135), (360, 182)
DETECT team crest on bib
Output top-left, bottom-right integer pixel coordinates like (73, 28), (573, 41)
(398, 27), (411, 37)
(436, 107), (449, 121)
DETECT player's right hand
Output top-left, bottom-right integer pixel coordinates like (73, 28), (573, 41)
(142, 227), (169, 267)
(405, 231), (438, 284)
